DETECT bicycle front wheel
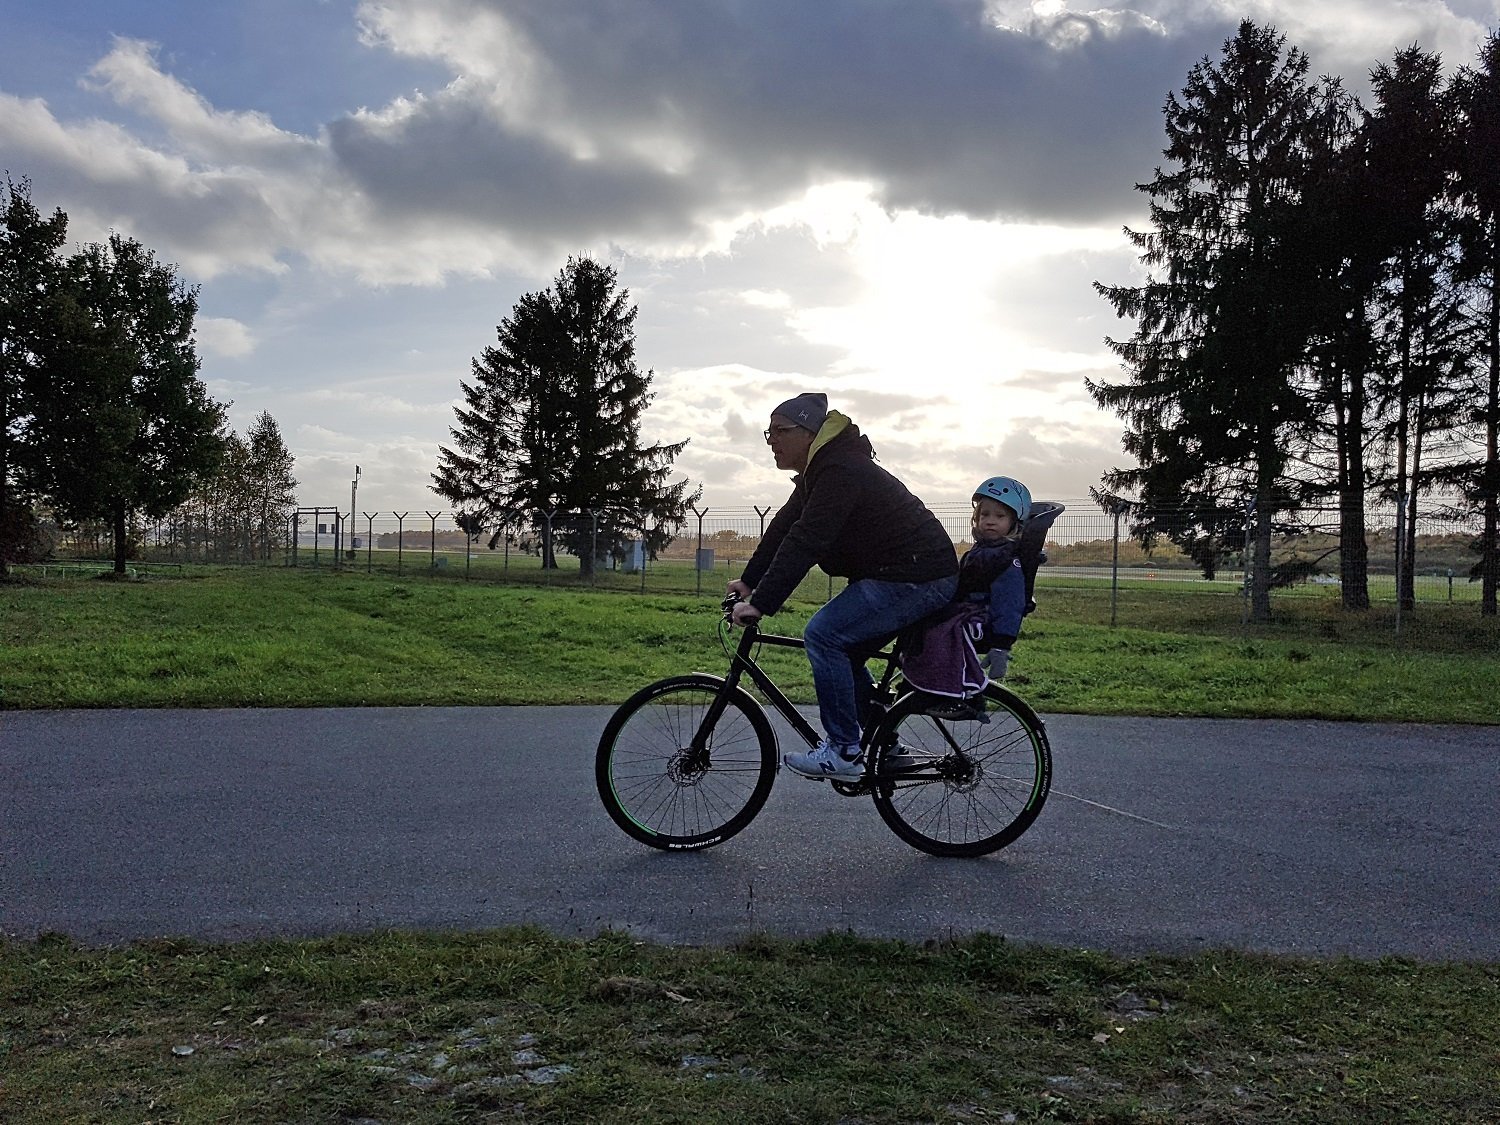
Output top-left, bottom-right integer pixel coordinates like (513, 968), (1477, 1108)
(869, 683), (1051, 857)
(596, 674), (778, 851)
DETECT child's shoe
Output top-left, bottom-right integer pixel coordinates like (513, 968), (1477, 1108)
(922, 695), (987, 722)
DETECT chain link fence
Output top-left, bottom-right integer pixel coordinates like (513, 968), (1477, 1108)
(76, 499), (1485, 611)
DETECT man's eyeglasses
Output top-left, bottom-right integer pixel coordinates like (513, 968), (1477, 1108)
(763, 425), (801, 441)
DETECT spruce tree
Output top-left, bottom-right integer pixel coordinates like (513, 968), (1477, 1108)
(1090, 21), (1324, 621)
(1361, 47), (1464, 613)
(1452, 35), (1500, 615)
(1285, 79), (1378, 608)
(434, 257), (700, 576)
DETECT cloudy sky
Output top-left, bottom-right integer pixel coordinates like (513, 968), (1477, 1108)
(3, 0), (1496, 514)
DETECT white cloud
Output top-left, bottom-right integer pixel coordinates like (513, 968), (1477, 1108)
(195, 316), (255, 358)
(7, 3), (1492, 290)
(984, 0), (1493, 77)
(303, 386), (449, 417)
(739, 289), (792, 311)
(84, 38), (299, 162)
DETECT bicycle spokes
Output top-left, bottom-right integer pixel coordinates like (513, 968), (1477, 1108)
(869, 686), (1052, 857)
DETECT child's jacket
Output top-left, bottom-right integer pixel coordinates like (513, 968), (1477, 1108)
(957, 536), (1025, 650)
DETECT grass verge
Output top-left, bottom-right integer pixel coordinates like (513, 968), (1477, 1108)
(4, 928), (1497, 1124)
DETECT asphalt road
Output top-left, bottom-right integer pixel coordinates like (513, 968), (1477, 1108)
(4, 707), (1498, 959)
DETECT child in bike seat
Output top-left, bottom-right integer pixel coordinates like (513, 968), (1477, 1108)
(958, 475), (1031, 683)
(898, 475), (1030, 713)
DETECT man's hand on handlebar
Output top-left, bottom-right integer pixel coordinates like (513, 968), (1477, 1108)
(730, 601), (763, 629)
(723, 579), (762, 628)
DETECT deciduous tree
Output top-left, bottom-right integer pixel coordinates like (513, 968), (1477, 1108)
(31, 233), (225, 573)
(245, 410), (297, 559)
(0, 177), (67, 573)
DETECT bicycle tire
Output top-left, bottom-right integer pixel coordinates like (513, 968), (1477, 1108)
(596, 674), (778, 851)
(869, 683), (1051, 857)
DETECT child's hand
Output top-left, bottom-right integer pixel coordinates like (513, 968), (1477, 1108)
(986, 649), (1010, 681)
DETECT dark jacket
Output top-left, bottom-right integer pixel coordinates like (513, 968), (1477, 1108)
(957, 535), (1025, 649)
(741, 412), (957, 615)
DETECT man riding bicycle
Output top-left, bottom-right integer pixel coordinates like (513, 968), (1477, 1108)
(728, 393), (958, 780)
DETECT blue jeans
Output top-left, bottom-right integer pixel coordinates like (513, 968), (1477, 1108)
(802, 574), (959, 748)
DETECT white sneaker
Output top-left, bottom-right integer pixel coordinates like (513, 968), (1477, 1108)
(784, 740), (864, 780)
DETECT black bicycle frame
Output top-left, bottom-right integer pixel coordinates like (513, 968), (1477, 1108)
(690, 622), (902, 754)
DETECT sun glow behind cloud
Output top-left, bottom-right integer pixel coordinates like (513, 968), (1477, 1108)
(645, 181), (1136, 505)
(778, 191), (1123, 383)
(750, 185), (1124, 409)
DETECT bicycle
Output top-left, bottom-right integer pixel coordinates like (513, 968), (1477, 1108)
(594, 595), (1053, 857)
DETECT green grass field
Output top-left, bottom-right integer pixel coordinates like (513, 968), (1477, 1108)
(4, 566), (1498, 1122)
(2, 565), (1496, 720)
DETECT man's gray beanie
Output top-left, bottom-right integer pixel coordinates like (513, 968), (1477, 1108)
(771, 392), (828, 433)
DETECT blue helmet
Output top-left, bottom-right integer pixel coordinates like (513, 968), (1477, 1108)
(973, 476), (1031, 523)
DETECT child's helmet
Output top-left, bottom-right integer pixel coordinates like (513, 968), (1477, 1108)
(973, 476), (1032, 522)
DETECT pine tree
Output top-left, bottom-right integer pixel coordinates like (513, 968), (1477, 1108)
(1285, 79), (1378, 608)
(433, 257), (700, 576)
(1361, 47), (1464, 613)
(1452, 34), (1500, 615)
(1090, 21), (1325, 621)
(245, 411), (298, 560)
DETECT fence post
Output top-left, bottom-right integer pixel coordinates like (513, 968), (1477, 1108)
(364, 513), (375, 573)
(1395, 493), (1407, 640)
(588, 510), (597, 587)
(1110, 505), (1122, 629)
(693, 505), (708, 596)
(541, 508), (557, 584)
(394, 513), (407, 574)
(1240, 497), (1255, 630)
(427, 512), (440, 572)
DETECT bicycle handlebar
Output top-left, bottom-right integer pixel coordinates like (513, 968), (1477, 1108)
(721, 592), (760, 632)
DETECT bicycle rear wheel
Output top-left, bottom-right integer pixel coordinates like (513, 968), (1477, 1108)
(869, 683), (1051, 857)
(596, 674), (777, 851)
